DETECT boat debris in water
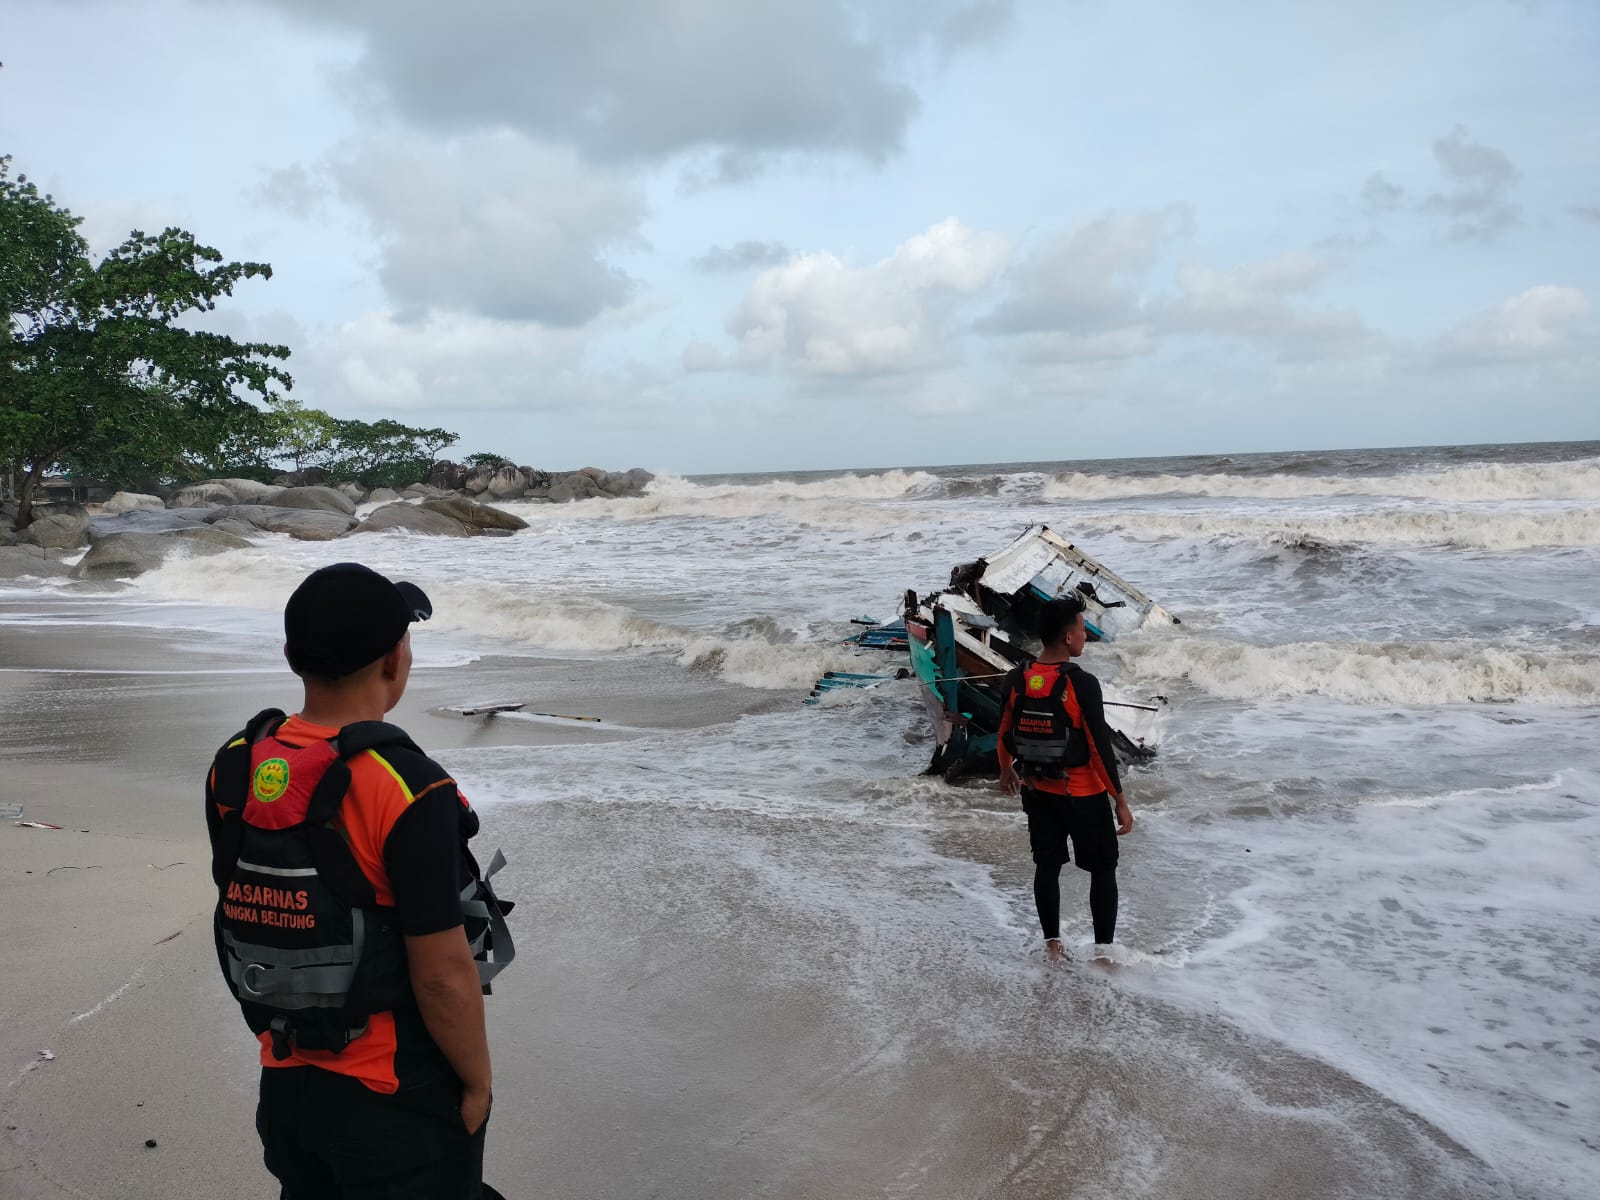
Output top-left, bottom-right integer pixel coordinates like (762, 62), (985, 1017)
(902, 524), (1176, 779)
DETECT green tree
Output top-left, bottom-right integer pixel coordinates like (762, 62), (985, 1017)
(268, 395), (340, 472)
(324, 417), (458, 489)
(463, 452), (512, 470)
(1, 157), (291, 529)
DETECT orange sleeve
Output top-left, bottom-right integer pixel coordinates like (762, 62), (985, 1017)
(335, 754), (416, 907)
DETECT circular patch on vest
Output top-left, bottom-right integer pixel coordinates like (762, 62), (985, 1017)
(252, 757), (290, 803)
(1028, 673), (1046, 692)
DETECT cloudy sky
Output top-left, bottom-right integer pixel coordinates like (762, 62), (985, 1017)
(5, 0), (1597, 472)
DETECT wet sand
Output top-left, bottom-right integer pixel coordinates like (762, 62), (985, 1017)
(0, 615), (1522, 1199)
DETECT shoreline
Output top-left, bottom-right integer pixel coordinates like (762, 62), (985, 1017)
(0, 610), (1523, 1199)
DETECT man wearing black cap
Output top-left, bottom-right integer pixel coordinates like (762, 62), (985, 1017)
(205, 563), (500, 1199)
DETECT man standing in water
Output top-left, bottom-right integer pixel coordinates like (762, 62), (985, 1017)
(999, 594), (1134, 962)
(205, 563), (511, 1198)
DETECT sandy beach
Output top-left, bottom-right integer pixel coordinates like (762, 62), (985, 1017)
(0, 600), (1525, 1200)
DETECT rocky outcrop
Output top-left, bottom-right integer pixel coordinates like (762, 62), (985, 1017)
(485, 466), (528, 499)
(211, 518), (256, 538)
(274, 468), (329, 488)
(206, 505), (358, 540)
(0, 545), (71, 579)
(540, 474), (603, 503)
(348, 503), (473, 538)
(271, 485), (359, 516)
(526, 467), (654, 503)
(101, 491), (166, 514)
(418, 497), (529, 533)
(88, 508), (212, 539)
(22, 510), (90, 550)
(70, 527), (253, 579)
(169, 478), (283, 508)
(421, 460), (653, 505)
(427, 461), (467, 492)
(10, 463), (660, 565)
(166, 481), (235, 508)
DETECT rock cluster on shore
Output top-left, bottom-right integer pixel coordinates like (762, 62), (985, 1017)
(0, 463), (655, 581)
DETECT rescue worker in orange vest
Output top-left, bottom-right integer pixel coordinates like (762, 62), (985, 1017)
(205, 563), (509, 1199)
(999, 594), (1134, 963)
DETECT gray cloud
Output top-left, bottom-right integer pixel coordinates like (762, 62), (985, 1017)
(1361, 172), (1405, 214)
(1572, 205), (1600, 225)
(253, 163), (329, 219)
(329, 133), (646, 327)
(1316, 228), (1386, 252)
(1424, 125), (1521, 241)
(251, 0), (1008, 171)
(978, 211), (1374, 366)
(692, 241), (791, 273)
(932, 0), (1015, 55)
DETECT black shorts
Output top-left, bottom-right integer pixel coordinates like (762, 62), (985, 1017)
(257, 1066), (488, 1199)
(1021, 789), (1119, 873)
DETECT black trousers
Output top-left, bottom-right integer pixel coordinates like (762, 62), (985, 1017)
(257, 1067), (487, 1200)
(1021, 788), (1119, 944)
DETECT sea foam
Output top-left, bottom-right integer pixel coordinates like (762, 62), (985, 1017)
(1045, 456), (1600, 502)
(1115, 633), (1600, 706)
(1080, 506), (1600, 551)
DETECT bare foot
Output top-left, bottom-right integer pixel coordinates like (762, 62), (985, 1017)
(1045, 939), (1068, 963)
(1089, 944), (1118, 970)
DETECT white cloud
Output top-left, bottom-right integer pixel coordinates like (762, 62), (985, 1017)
(299, 309), (591, 417)
(726, 217), (1007, 375)
(978, 207), (1191, 336)
(327, 132), (646, 326)
(1161, 252), (1374, 359)
(1442, 285), (1592, 362)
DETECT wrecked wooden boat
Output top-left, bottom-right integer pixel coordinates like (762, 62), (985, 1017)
(905, 524), (1176, 779)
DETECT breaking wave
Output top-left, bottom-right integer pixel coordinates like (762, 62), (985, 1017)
(1044, 457), (1600, 503)
(487, 460), (1600, 528)
(501, 470), (939, 528)
(128, 550), (868, 691)
(1115, 634), (1600, 706)
(1079, 506), (1600, 551)
(423, 582), (866, 689)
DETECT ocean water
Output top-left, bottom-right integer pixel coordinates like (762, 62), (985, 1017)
(5, 439), (1597, 1196)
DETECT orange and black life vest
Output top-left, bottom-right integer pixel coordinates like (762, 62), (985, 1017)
(1006, 664), (1090, 780)
(211, 709), (514, 1062)
(1003, 662), (1121, 798)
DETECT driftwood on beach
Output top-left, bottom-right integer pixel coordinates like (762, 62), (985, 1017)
(0, 464), (655, 580)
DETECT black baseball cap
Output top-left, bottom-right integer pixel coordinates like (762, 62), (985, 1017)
(284, 562), (433, 680)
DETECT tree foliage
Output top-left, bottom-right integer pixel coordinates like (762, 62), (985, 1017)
(323, 418), (458, 489)
(1, 156), (291, 527)
(268, 395), (339, 473)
